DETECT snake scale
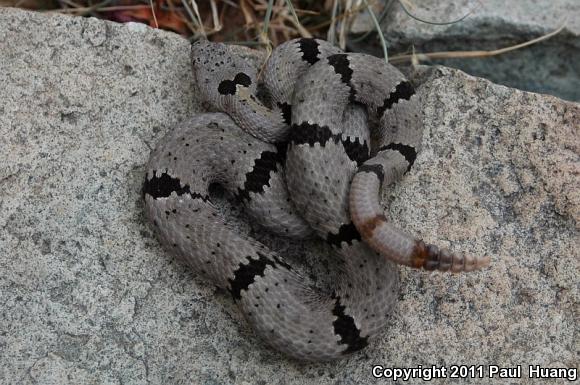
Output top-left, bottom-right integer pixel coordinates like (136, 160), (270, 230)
(143, 38), (490, 361)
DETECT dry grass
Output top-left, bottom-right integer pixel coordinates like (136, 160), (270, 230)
(389, 20), (568, 64)
(5, 0), (568, 64)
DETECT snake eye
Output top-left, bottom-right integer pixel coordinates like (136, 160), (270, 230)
(218, 73), (253, 95)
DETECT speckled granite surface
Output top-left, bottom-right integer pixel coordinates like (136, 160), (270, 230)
(0, 7), (578, 385)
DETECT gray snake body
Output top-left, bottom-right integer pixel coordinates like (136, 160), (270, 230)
(143, 39), (490, 361)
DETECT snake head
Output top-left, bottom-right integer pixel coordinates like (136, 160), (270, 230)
(191, 40), (258, 112)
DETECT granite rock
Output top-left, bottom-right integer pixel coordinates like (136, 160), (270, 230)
(0, 7), (578, 385)
(351, 0), (580, 101)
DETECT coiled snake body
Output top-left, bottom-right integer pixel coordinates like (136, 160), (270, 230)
(143, 39), (490, 361)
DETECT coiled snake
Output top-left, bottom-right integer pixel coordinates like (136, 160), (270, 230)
(143, 38), (490, 361)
